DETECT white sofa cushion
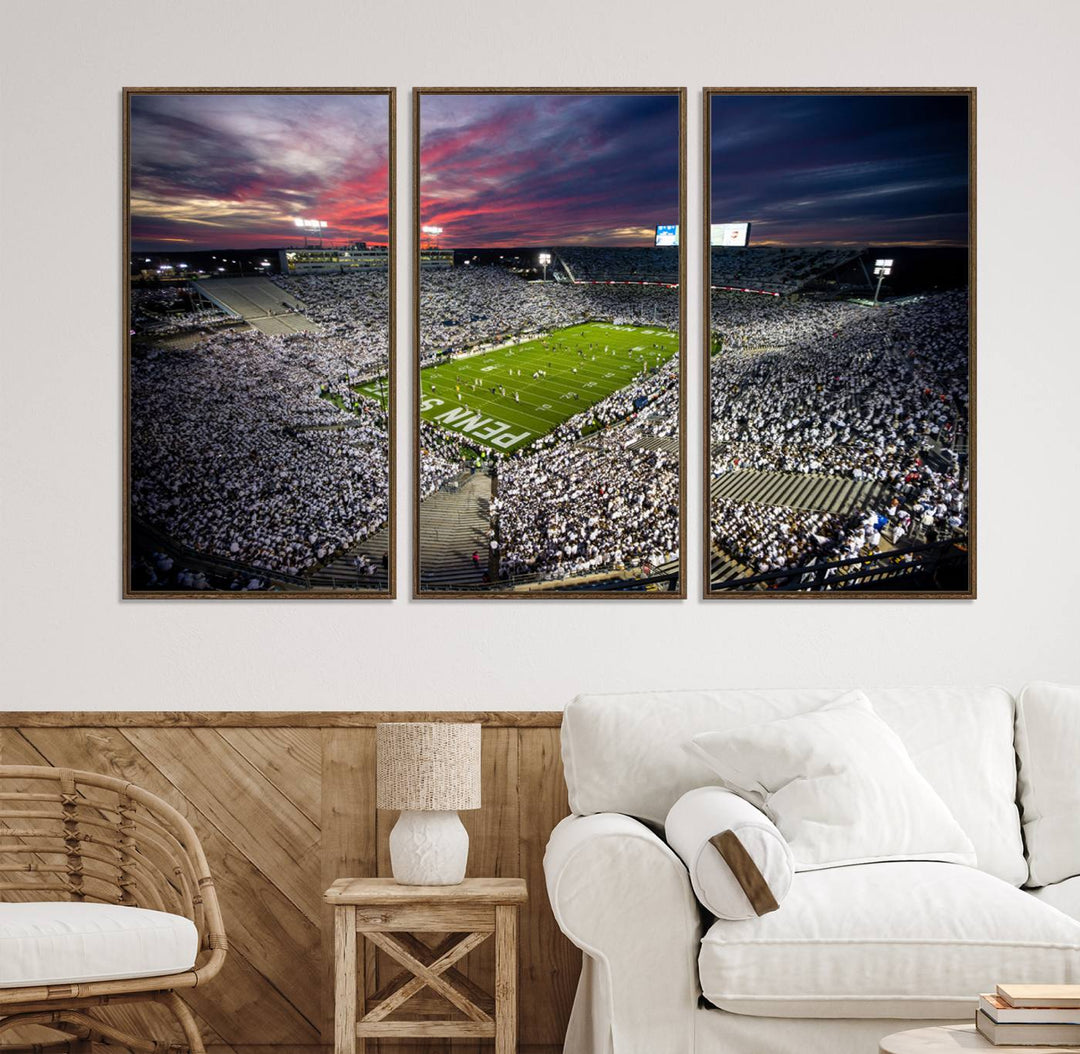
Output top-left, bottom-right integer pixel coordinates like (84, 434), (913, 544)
(0, 901), (199, 987)
(665, 786), (794, 919)
(689, 692), (977, 871)
(1016, 682), (1080, 888)
(1030, 877), (1080, 924)
(562, 686), (1026, 885)
(699, 861), (1080, 1019)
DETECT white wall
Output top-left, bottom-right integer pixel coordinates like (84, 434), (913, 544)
(1, 0), (1078, 712)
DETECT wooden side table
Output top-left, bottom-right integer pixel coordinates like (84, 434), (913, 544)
(324, 877), (527, 1054)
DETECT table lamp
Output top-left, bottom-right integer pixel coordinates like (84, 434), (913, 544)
(376, 722), (481, 885)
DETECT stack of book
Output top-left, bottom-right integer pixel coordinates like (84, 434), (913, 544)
(978, 985), (1080, 1046)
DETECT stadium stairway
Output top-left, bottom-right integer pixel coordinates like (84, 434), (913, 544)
(627, 435), (680, 455)
(306, 522), (390, 590)
(418, 473), (493, 586)
(710, 468), (886, 516)
(710, 547), (756, 587)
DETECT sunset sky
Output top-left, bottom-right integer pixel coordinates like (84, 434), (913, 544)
(710, 93), (970, 246)
(128, 92), (389, 251)
(419, 93), (680, 247)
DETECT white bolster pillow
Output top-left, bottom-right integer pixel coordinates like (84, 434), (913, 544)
(664, 785), (794, 920)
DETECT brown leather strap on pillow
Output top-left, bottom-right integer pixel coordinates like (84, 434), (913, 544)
(709, 830), (780, 916)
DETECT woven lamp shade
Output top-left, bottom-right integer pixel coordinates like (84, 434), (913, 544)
(376, 722), (482, 811)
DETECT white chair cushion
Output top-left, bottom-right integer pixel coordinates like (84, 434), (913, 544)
(1015, 681), (1080, 887)
(563, 686), (1026, 885)
(688, 692), (977, 871)
(0, 901), (199, 987)
(699, 861), (1080, 1019)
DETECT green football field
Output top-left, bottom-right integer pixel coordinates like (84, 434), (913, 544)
(358, 323), (678, 455)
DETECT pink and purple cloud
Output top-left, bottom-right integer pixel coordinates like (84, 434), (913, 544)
(419, 93), (680, 247)
(129, 92), (389, 251)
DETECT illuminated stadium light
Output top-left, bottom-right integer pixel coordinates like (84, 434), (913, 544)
(421, 224), (444, 249)
(872, 258), (895, 305)
(292, 216), (328, 247)
(538, 251), (552, 281)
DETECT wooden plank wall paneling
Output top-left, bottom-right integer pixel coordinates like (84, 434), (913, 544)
(0, 714), (578, 1054)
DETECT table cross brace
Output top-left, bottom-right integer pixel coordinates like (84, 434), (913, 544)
(363, 930), (493, 1024)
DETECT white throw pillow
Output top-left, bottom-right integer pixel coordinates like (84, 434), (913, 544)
(1016, 681), (1080, 887)
(665, 786), (794, 920)
(688, 690), (977, 871)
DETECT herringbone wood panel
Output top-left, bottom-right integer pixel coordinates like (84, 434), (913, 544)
(0, 716), (578, 1054)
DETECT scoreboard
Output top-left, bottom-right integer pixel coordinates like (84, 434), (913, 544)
(710, 222), (751, 247)
(655, 224), (679, 247)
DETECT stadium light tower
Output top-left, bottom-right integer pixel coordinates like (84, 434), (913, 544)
(293, 217), (328, 247)
(538, 251), (552, 281)
(872, 258), (894, 305)
(421, 224), (443, 250)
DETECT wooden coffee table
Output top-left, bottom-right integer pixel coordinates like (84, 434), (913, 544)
(881, 1022), (1080, 1053)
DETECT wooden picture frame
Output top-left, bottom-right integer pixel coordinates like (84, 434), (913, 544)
(413, 87), (687, 599)
(123, 87), (396, 598)
(703, 87), (976, 598)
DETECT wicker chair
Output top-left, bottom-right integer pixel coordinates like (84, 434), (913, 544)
(0, 766), (226, 1054)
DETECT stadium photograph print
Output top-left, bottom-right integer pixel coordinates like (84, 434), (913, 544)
(704, 88), (974, 598)
(123, 88), (395, 598)
(414, 88), (686, 598)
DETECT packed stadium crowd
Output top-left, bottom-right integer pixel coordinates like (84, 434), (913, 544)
(708, 289), (969, 575)
(493, 435), (679, 581)
(130, 549), (269, 592)
(418, 266), (678, 362)
(419, 421), (470, 500)
(131, 273), (391, 581)
(272, 271), (390, 379)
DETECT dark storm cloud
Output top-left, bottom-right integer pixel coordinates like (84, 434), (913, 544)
(710, 94), (970, 246)
(128, 93), (389, 250)
(419, 93), (680, 246)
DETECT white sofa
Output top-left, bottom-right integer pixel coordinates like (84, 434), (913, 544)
(544, 684), (1080, 1054)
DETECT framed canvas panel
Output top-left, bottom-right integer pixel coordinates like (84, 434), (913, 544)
(703, 88), (975, 598)
(123, 87), (396, 597)
(414, 88), (686, 598)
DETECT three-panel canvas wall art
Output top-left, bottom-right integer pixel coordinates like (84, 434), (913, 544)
(123, 87), (973, 600)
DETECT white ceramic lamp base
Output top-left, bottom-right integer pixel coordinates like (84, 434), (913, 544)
(388, 809), (469, 885)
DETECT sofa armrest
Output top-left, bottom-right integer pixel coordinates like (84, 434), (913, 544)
(544, 813), (702, 1054)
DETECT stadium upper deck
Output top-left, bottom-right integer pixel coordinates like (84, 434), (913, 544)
(710, 247), (861, 295)
(556, 246), (679, 284)
(551, 245), (861, 294)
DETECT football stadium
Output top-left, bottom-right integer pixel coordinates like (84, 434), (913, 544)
(414, 247), (682, 592)
(707, 244), (970, 593)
